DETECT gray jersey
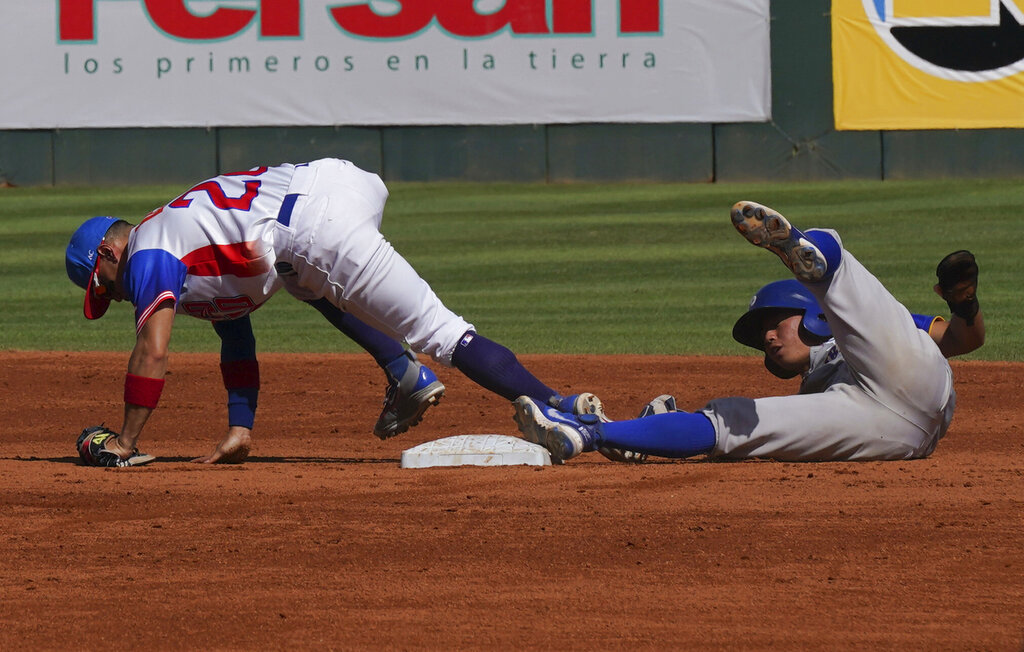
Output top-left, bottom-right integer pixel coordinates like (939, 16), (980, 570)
(800, 341), (848, 394)
(701, 236), (956, 462)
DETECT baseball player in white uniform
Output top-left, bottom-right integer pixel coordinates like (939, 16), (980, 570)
(513, 201), (984, 463)
(66, 158), (599, 466)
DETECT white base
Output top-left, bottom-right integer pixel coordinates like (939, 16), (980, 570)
(401, 434), (551, 468)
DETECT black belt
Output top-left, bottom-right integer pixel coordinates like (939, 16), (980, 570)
(277, 193), (299, 226)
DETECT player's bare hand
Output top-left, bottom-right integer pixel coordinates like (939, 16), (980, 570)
(193, 426), (252, 464)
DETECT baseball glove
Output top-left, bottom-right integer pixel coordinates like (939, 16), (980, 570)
(76, 426), (156, 467)
(935, 250), (979, 325)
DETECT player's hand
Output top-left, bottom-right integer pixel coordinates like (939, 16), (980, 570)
(193, 426), (252, 464)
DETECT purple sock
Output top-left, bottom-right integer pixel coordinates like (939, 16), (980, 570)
(306, 298), (406, 367)
(451, 332), (558, 403)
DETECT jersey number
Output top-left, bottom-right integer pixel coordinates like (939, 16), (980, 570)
(168, 167), (269, 211)
(182, 295), (257, 320)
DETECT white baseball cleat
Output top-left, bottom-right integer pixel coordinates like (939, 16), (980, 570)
(564, 392), (608, 421)
(556, 393), (647, 463)
(513, 396), (600, 463)
(637, 394), (679, 418)
(731, 201), (828, 282)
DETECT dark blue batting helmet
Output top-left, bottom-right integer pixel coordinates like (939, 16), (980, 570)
(732, 279), (831, 351)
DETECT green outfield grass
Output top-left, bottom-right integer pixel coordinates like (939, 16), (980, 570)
(0, 178), (1019, 360)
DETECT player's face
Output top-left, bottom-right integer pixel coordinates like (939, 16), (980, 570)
(93, 253), (125, 302)
(760, 311), (811, 375)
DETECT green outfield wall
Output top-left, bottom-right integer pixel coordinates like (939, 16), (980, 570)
(2, 0), (1022, 187)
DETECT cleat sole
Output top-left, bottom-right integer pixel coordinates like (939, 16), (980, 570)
(731, 201), (827, 282)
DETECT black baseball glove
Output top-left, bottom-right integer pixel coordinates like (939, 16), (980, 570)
(935, 250), (979, 326)
(76, 426), (156, 467)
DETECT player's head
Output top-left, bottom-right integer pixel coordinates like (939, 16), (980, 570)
(732, 279), (831, 378)
(66, 216), (124, 320)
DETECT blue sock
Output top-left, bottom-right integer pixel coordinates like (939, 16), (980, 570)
(212, 316), (259, 428)
(213, 315), (256, 361)
(805, 229), (842, 280)
(451, 332), (557, 402)
(599, 412), (716, 458)
(307, 298), (405, 368)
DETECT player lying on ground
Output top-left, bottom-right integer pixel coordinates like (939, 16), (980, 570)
(66, 158), (610, 466)
(513, 202), (984, 463)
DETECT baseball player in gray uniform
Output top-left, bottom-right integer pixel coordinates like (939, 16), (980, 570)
(513, 201), (984, 463)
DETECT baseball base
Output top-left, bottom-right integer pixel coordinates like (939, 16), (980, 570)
(401, 434), (551, 468)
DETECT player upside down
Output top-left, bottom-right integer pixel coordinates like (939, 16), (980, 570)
(65, 158), (612, 466)
(513, 201), (985, 463)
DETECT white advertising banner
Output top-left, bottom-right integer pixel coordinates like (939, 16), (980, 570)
(0, 1), (771, 128)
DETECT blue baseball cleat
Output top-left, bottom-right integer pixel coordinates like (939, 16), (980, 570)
(731, 201), (830, 282)
(375, 351), (445, 440)
(513, 396), (601, 462)
(553, 393), (648, 463)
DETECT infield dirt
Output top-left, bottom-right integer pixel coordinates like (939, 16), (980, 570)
(1, 351), (1021, 650)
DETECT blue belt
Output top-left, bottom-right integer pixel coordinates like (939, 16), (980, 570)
(277, 193), (299, 226)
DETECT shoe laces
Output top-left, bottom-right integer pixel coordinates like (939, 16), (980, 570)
(381, 381), (399, 411)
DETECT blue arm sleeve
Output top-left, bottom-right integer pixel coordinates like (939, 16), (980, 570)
(911, 313), (943, 335)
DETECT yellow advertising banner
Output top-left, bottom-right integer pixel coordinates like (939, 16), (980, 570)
(832, 0), (1024, 129)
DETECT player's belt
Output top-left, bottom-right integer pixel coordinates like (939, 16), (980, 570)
(277, 193), (300, 227)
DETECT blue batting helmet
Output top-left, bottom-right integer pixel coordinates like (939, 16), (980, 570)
(66, 216), (119, 319)
(66, 216), (118, 290)
(732, 279), (831, 351)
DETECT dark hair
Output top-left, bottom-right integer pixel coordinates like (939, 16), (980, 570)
(106, 219), (134, 239)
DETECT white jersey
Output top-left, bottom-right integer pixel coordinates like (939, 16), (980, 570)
(122, 158), (473, 365)
(122, 164), (298, 331)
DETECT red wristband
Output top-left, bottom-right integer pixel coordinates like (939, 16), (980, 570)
(220, 359), (260, 389)
(124, 373), (165, 409)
